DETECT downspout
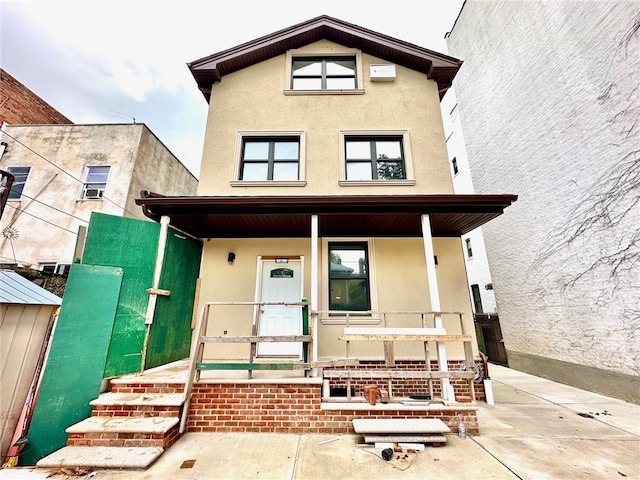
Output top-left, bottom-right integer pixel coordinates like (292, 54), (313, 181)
(140, 215), (171, 371)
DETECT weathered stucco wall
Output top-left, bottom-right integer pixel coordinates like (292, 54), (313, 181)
(198, 40), (453, 196)
(447, 1), (640, 400)
(0, 124), (196, 269)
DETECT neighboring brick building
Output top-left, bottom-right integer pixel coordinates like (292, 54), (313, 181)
(0, 69), (72, 125)
(446, 1), (639, 402)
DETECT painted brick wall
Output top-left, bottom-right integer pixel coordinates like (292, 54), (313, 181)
(446, 1), (640, 383)
(0, 69), (72, 125)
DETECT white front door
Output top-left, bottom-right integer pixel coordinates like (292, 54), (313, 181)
(257, 259), (303, 357)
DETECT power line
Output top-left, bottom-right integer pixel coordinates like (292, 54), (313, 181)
(5, 185), (90, 224)
(1, 130), (140, 217)
(4, 203), (78, 235)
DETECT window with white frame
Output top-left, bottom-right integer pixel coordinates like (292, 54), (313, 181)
(233, 132), (305, 185)
(82, 166), (110, 199)
(285, 49), (364, 95)
(6, 166), (30, 199)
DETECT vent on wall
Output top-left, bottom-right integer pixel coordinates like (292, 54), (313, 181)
(370, 64), (396, 81)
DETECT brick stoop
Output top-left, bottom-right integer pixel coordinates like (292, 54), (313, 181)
(36, 387), (184, 469)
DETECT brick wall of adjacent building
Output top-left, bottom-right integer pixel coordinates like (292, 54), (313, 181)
(0, 69), (72, 125)
(446, 1), (640, 401)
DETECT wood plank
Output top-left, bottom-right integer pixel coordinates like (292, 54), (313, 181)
(383, 341), (395, 367)
(202, 335), (312, 343)
(196, 362), (310, 371)
(364, 435), (447, 443)
(343, 327), (446, 335)
(338, 334), (472, 342)
(323, 370), (474, 379)
(353, 418), (450, 434)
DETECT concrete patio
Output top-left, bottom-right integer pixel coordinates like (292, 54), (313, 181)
(2, 364), (638, 479)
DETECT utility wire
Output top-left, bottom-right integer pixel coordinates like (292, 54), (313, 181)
(5, 185), (90, 224)
(5, 203), (78, 235)
(1, 130), (140, 217)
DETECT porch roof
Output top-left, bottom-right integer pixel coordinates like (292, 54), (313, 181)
(135, 193), (517, 239)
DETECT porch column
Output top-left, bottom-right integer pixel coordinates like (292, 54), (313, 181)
(310, 215), (319, 376)
(421, 214), (452, 401)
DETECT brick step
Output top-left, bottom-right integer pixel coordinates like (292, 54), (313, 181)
(66, 416), (179, 448)
(90, 392), (183, 417)
(37, 446), (163, 470)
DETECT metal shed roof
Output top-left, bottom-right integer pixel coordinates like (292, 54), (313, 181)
(0, 270), (62, 305)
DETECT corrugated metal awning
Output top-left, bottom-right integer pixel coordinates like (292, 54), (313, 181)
(0, 270), (63, 305)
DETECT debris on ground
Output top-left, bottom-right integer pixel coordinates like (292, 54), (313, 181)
(180, 459), (196, 469)
(47, 467), (94, 477)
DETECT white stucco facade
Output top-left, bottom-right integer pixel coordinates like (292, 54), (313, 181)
(441, 90), (497, 315)
(0, 124), (197, 270)
(446, 0), (639, 400)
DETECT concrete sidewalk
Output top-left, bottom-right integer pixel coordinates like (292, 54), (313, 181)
(2, 364), (639, 479)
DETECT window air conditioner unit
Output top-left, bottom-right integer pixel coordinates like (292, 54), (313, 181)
(370, 64), (396, 81)
(84, 188), (104, 199)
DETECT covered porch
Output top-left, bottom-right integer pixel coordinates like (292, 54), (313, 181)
(134, 192), (516, 434)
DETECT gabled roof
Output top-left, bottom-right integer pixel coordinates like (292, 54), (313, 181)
(0, 270), (62, 305)
(188, 15), (463, 101)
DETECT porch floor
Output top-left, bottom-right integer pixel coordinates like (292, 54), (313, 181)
(111, 359), (318, 385)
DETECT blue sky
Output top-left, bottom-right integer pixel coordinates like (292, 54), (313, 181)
(1, 0), (464, 177)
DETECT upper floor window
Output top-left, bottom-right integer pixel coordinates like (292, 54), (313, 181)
(292, 57), (356, 90)
(6, 166), (30, 199)
(466, 238), (473, 258)
(344, 136), (405, 181)
(451, 157), (459, 175)
(285, 49), (364, 95)
(240, 137), (300, 181)
(232, 132), (306, 186)
(82, 166), (110, 199)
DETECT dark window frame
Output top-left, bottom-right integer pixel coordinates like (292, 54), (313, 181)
(328, 241), (371, 312)
(452, 157), (459, 175)
(240, 137), (300, 181)
(466, 238), (473, 258)
(7, 166), (30, 199)
(291, 56), (357, 90)
(344, 136), (406, 181)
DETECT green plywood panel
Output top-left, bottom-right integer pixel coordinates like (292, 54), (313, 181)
(145, 229), (202, 368)
(83, 213), (159, 377)
(20, 265), (122, 465)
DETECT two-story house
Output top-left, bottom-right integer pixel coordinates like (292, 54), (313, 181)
(135, 16), (517, 435)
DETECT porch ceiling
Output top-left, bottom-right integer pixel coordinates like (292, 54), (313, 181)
(135, 193), (518, 239)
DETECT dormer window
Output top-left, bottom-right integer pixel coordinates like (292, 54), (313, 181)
(292, 57), (356, 90)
